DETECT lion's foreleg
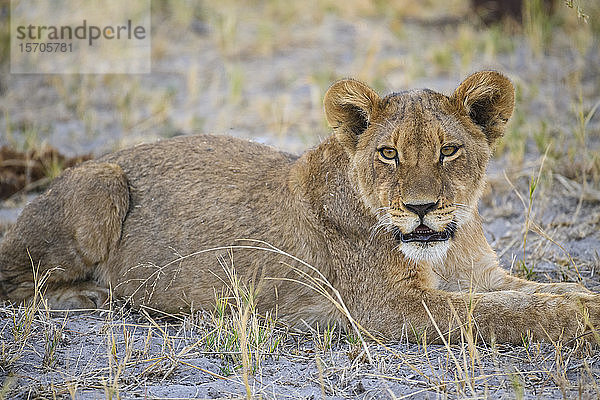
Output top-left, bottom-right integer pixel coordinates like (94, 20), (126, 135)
(374, 289), (600, 344)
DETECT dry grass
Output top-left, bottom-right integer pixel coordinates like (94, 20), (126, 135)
(2, 248), (599, 399)
(1, 0), (600, 398)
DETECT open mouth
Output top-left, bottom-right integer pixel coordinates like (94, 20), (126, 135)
(396, 224), (451, 243)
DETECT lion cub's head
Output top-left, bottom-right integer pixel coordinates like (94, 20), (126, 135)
(324, 71), (514, 263)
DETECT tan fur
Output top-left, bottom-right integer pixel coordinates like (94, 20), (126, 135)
(1, 71), (598, 344)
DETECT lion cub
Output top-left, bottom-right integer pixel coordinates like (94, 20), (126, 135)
(1, 71), (598, 344)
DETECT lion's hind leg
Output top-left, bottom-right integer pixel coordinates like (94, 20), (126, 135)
(0, 162), (129, 309)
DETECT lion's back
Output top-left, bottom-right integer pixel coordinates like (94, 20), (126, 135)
(100, 135), (297, 274)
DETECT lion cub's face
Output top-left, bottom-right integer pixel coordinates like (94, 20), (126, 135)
(324, 72), (515, 263)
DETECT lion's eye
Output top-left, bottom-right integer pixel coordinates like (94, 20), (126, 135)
(440, 145), (459, 158)
(379, 147), (398, 160)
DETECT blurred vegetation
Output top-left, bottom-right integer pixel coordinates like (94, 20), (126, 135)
(0, 0), (9, 69)
(0, 0), (598, 184)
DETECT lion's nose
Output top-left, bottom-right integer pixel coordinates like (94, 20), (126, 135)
(403, 201), (439, 219)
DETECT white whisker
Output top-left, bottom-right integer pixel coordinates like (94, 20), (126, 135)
(369, 207), (395, 243)
(452, 202), (474, 226)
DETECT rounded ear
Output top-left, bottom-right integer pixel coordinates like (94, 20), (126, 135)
(323, 79), (380, 154)
(450, 71), (515, 145)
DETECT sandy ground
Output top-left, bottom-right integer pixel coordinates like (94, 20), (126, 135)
(3, 308), (600, 399)
(1, 1), (600, 399)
